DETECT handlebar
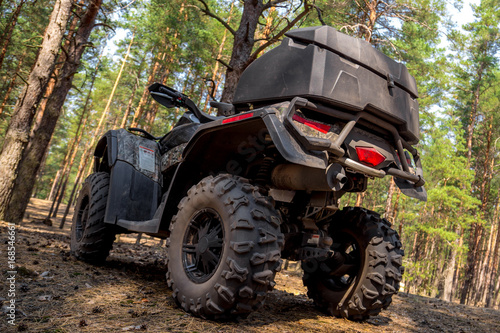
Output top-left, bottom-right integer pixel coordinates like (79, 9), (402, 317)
(148, 83), (218, 124)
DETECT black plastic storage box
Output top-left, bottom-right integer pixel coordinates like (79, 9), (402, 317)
(233, 26), (420, 144)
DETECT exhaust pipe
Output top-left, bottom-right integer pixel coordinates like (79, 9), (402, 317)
(271, 163), (347, 191)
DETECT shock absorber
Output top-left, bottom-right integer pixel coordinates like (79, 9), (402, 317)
(255, 156), (274, 185)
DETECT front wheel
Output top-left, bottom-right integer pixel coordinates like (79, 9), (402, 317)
(70, 172), (116, 263)
(302, 207), (404, 320)
(166, 174), (283, 319)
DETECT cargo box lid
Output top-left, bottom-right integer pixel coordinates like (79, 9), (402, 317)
(284, 26), (418, 98)
(233, 25), (420, 144)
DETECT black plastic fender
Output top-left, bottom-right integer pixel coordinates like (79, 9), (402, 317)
(154, 104), (329, 233)
(92, 129), (162, 226)
(182, 102), (328, 171)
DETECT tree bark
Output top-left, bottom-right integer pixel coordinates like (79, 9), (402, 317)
(443, 226), (460, 302)
(0, 0), (73, 220)
(486, 199), (500, 307)
(130, 50), (161, 128)
(59, 141), (94, 229)
(50, 112), (89, 218)
(217, 0), (310, 104)
(119, 52), (146, 129)
(384, 177), (396, 222)
(203, 3), (234, 112)
(3, 0), (102, 223)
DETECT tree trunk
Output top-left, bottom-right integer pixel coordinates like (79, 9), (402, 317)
(443, 226), (460, 302)
(0, 0), (73, 220)
(219, 0), (310, 104)
(50, 112), (89, 218)
(219, 0), (264, 104)
(130, 51), (161, 128)
(0, 0), (26, 70)
(203, 3), (234, 112)
(0, 48), (27, 115)
(119, 52), (146, 129)
(355, 192), (366, 207)
(59, 143), (93, 229)
(59, 171), (81, 228)
(51, 174), (69, 218)
(384, 177), (396, 222)
(48, 169), (62, 201)
(486, 200), (500, 307)
(101, 31), (135, 127)
(3, 0), (102, 223)
(47, 106), (90, 215)
(480, 220), (496, 305)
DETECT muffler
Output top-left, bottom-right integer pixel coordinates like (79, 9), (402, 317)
(271, 163), (347, 191)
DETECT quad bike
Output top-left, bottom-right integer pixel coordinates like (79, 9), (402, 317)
(70, 26), (426, 320)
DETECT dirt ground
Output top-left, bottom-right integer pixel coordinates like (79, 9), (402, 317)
(1, 198), (500, 333)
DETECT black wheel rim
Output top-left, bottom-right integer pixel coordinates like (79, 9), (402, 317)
(323, 233), (360, 291)
(75, 196), (89, 242)
(182, 208), (224, 283)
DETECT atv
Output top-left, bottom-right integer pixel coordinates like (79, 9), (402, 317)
(70, 26), (426, 320)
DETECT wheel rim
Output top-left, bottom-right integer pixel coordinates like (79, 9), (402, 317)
(323, 233), (360, 291)
(75, 196), (89, 242)
(182, 208), (224, 283)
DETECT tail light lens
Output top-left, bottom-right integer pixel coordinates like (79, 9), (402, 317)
(355, 147), (386, 167)
(292, 114), (331, 134)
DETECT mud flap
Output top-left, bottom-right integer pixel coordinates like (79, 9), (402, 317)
(105, 161), (161, 224)
(394, 177), (427, 201)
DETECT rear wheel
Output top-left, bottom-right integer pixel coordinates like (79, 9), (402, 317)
(70, 172), (116, 263)
(302, 207), (404, 320)
(166, 174), (283, 319)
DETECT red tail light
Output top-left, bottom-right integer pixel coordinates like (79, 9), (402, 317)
(222, 112), (254, 124)
(292, 114), (331, 134)
(355, 147), (386, 167)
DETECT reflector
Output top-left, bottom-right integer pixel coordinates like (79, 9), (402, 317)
(355, 147), (386, 167)
(222, 112), (254, 124)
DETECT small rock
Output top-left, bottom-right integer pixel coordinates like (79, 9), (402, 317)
(123, 325), (146, 331)
(85, 283), (92, 288)
(40, 271), (51, 278)
(121, 325), (137, 331)
(38, 295), (53, 302)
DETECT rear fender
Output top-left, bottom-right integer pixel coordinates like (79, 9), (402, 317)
(182, 103), (328, 172)
(156, 104), (328, 232)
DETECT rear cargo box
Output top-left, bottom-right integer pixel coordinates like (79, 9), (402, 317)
(233, 26), (420, 144)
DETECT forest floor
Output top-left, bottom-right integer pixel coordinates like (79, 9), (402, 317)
(1, 198), (500, 333)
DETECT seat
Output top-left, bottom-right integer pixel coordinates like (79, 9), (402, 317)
(159, 122), (201, 154)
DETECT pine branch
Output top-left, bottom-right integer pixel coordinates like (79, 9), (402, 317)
(249, 2), (311, 63)
(190, 0), (236, 36)
(93, 23), (115, 33)
(216, 58), (233, 71)
(263, 0), (289, 11)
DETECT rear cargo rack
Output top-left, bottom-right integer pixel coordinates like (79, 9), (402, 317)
(283, 97), (425, 188)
